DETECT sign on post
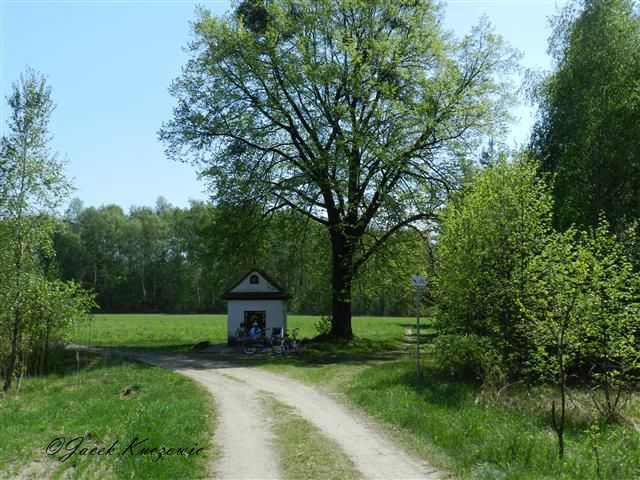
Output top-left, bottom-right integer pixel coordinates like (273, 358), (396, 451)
(411, 275), (427, 287)
(412, 275), (426, 384)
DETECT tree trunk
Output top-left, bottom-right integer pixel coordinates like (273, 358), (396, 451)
(3, 250), (23, 392)
(43, 316), (51, 375)
(140, 271), (147, 305)
(4, 313), (20, 392)
(556, 333), (566, 458)
(328, 231), (354, 339)
(153, 273), (157, 308)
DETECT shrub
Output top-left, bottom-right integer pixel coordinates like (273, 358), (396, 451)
(433, 334), (506, 386)
(314, 315), (332, 336)
(522, 220), (640, 425)
(436, 155), (553, 378)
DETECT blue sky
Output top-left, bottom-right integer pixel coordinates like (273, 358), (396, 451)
(1, 0), (564, 211)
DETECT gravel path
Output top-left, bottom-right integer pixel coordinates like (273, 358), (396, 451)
(138, 352), (445, 480)
(184, 368), (282, 480)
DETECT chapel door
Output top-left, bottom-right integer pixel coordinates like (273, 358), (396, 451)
(244, 311), (266, 332)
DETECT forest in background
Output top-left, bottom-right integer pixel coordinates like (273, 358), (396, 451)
(52, 197), (428, 316)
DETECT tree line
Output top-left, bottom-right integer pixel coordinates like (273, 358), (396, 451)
(53, 197), (427, 316)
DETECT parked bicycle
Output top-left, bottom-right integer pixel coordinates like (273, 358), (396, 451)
(234, 324), (247, 342)
(241, 327), (286, 355)
(281, 328), (303, 356)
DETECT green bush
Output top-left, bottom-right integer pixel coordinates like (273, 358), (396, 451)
(314, 314), (332, 336)
(433, 334), (505, 385)
(435, 155), (553, 380)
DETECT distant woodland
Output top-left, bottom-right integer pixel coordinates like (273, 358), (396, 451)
(52, 198), (428, 316)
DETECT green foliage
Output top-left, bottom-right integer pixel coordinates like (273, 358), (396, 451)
(352, 228), (431, 316)
(531, 0), (640, 230)
(432, 334), (505, 385)
(314, 314), (333, 337)
(204, 202), (334, 314)
(437, 151), (640, 433)
(519, 228), (590, 455)
(53, 198), (428, 316)
(521, 220), (640, 423)
(0, 69), (93, 391)
(519, 228), (587, 382)
(435, 151), (640, 455)
(581, 223), (640, 421)
(24, 279), (96, 341)
(435, 155), (553, 376)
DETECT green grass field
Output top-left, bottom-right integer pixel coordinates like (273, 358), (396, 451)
(0, 349), (215, 480)
(71, 313), (435, 350)
(72, 314), (228, 349)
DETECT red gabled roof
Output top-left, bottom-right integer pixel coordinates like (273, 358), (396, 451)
(222, 269), (290, 300)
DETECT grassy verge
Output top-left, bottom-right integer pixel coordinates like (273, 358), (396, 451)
(0, 348), (215, 479)
(257, 354), (640, 480)
(262, 395), (360, 480)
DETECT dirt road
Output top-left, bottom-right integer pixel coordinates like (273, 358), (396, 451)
(139, 353), (445, 480)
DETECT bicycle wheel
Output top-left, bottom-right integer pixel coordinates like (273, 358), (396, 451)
(242, 338), (258, 355)
(292, 340), (303, 355)
(280, 339), (291, 356)
(235, 328), (245, 341)
(270, 337), (285, 354)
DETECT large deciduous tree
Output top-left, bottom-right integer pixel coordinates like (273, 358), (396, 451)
(531, 0), (640, 230)
(160, 0), (518, 337)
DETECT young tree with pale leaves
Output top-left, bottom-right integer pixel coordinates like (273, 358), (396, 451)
(0, 69), (93, 391)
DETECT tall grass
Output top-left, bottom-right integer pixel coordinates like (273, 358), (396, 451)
(343, 359), (640, 479)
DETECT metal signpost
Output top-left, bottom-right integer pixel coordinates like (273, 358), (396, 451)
(411, 275), (427, 384)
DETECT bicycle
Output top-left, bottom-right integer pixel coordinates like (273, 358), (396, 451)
(281, 328), (303, 355)
(234, 325), (248, 342)
(241, 327), (286, 355)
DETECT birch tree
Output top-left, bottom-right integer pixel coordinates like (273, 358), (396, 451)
(1, 69), (72, 391)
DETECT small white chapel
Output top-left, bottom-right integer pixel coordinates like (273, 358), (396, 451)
(222, 269), (289, 344)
